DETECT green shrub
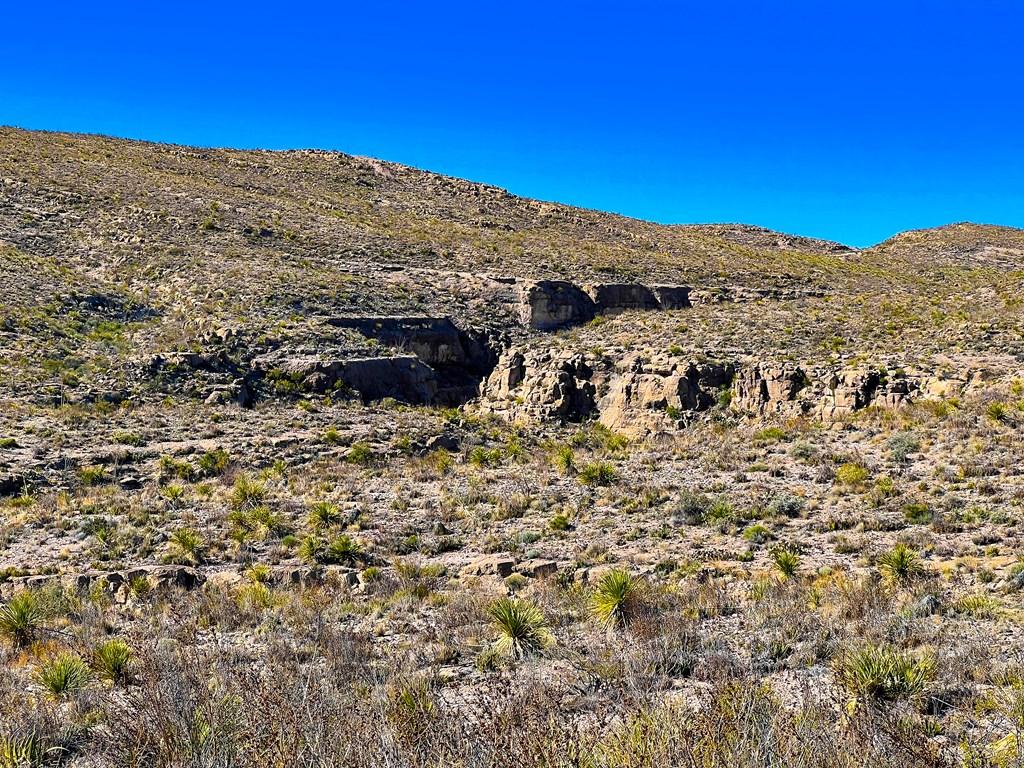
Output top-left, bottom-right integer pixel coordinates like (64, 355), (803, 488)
(308, 501), (344, 529)
(230, 475), (267, 511)
(578, 462), (618, 486)
(835, 463), (869, 487)
(789, 442), (818, 461)
(346, 442), (374, 465)
(754, 427), (787, 442)
(469, 446), (503, 468)
(743, 525), (774, 545)
(771, 549), (800, 579)
(834, 644), (935, 704)
(673, 491), (711, 525)
(876, 543), (924, 583)
(93, 639), (133, 684)
(36, 653), (91, 698)
(552, 446), (575, 475)
(198, 448), (231, 476)
(488, 597), (553, 659)
(903, 502), (932, 525)
(324, 535), (365, 565)
(768, 494), (805, 518)
(0, 591), (41, 648)
(549, 514), (572, 531)
(590, 568), (645, 629)
(168, 527), (206, 565)
(887, 431), (920, 463)
(78, 465), (108, 486)
(987, 402), (1009, 423)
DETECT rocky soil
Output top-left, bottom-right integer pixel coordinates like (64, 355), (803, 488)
(2, 127), (1024, 766)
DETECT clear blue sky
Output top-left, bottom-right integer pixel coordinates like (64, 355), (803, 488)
(3, 1), (1022, 247)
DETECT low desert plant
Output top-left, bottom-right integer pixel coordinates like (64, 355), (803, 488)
(0, 591), (41, 648)
(168, 527), (206, 564)
(230, 474), (267, 510)
(488, 597), (553, 659)
(93, 639), (133, 684)
(771, 548), (801, 578)
(578, 461), (618, 486)
(36, 653), (91, 698)
(834, 644), (935, 704)
(591, 568), (646, 629)
(876, 543), (925, 584)
(308, 501), (343, 529)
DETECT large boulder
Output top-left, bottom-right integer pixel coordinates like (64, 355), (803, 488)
(517, 281), (596, 330)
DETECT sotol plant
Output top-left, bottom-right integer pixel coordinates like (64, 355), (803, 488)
(0, 591), (41, 648)
(877, 543), (924, 584)
(834, 644), (935, 705)
(591, 568), (646, 630)
(36, 653), (91, 698)
(93, 639), (133, 684)
(488, 597), (553, 659)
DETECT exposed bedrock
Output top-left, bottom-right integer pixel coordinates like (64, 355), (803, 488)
(326, 315), (500, 405)
(270, 355), (440, 404)
(516, 280), (692, 330)
(476, 346), (970, 436)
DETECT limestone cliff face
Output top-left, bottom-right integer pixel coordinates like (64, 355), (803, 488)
(476, 346), (978, 436)
(477, 349), (597, 421)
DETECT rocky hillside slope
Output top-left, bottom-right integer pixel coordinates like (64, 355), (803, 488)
(1, 127), (1022, 441)
(5, 128), (1024, 765)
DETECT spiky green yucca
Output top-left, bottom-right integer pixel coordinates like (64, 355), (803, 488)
(488, 598), (553, 659)
(230, 474), (267, 511)
(771, 549), (801, 579)
(168, 527), (206, 564)
(0, 591), (41, 648)
(94, 639), (133, 684)
(308, 501), (343, 529)
(877, 543), (925, 583)
(36, 653), (91, 698)
(0, 734), (49, 767)
(835, 645), (935, 704)
(591, 568), (644, 629)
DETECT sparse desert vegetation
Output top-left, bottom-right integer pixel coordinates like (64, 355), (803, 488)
(2, 127), (1024, 765)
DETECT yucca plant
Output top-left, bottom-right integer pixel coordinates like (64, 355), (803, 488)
(230, 474), (267, 511)
(323, 535), (365, 566)
(0, 591), (41, 648)
(877, 543), (925, 584)
(308, 501), (343, 529)
(591, 568), (645, 630)
(36, 653), (91, 698)
(834, 644), (935, 705)
(488, 597), (553, 660)
(552, 445), (575, 475)
(168, 527), (206, 564)
(578, 461), (618, 486)
(771, 549), (801, 579)
(0, 733), (50, 767)
(298, 534), (325, 564)
(93, 639), (133, 684)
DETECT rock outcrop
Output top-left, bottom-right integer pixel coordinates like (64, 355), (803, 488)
(478, 348), (597, 421)
(516, 280), (693, 329)
(477, 345), (947, 436)
(517, 280), (596, 330)
(598, 356), (734, 433)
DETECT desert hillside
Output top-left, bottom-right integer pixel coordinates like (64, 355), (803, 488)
(2, 127), (1024, 766)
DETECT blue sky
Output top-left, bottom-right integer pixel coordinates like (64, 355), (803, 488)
(3, 1), (1022, 247)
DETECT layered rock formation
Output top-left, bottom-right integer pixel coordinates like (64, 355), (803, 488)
(476, 345), (971, 436)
